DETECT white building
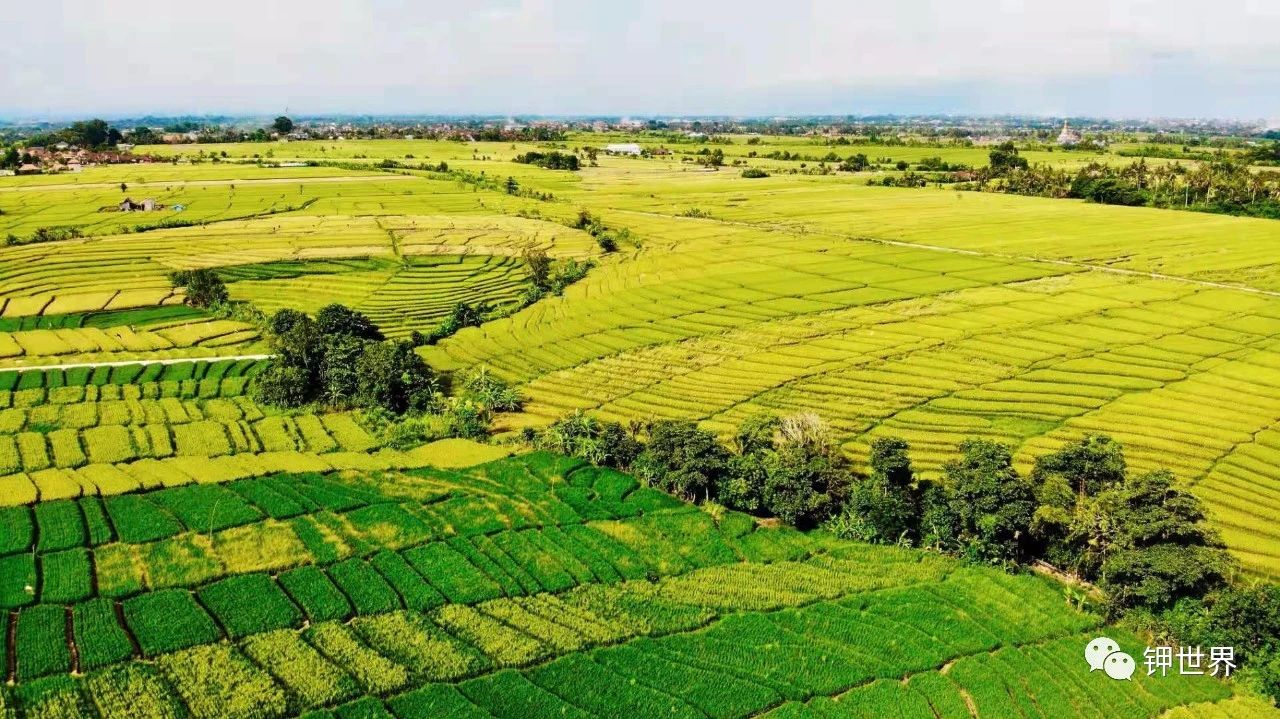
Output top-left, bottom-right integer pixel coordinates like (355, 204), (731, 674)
(604, 143), (643, 156)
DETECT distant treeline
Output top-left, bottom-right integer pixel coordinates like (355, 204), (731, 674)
(959, 143), (1280, 220)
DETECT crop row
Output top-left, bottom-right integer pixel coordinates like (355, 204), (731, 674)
(423, 217), (1073, 379)
(7, 566), (1208, 719)
(0, 454), (672, 559)
(0, 409), (386, 477)
(0, 445), (451, 507)
(0, 357), (264, 394)
(229, 255), (531, 339)
(0, 502), (725, 612)
(0, 320), (259, 361)
(3, 511), (871, 682)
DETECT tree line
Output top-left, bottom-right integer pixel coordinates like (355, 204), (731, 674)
(963, 143), (1280, 219)
(528, 408), (1280, 699)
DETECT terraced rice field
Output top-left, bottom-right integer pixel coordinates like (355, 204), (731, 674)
(227, 255), (533, 338)
(420, 166), (1280, 579)
(0, 452), (1235, 718)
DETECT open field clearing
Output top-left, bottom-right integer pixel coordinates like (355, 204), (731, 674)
(572, 163), (1280, 290)
(0, 163), (386, 189)
(0, 452), (1234, 717)
(0, 174), (418, 238)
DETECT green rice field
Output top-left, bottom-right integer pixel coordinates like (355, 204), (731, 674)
(0, 452), (1238, 717)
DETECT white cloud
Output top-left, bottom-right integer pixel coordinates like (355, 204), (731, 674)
(4, 0), (1278, 118)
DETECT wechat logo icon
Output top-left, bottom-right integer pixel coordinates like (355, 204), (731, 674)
(1085, 636), (1136, 681)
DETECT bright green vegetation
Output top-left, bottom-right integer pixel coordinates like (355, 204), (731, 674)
(0, 452), (1240, 717)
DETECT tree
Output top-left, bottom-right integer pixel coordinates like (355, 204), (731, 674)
(0, 147), (18, 169)
(317, 335), (366, 405)
(633, 421), (729, 501)
(67, 119), (112, 148)
(1030, 434), (1129, 575)
(521, 244), (551, 291)
(840, 153), (870, 172)
(353, 341), (437, 414)
(988, 141), (1029, 174)
(842, 437), (921, 544)
(1033, 433), (1127, 503)
(272, 116), (295, 134)
(252, 363), (312, 408)
(760, 413), (849, 527)
(940, 439), (1037, 563)
(168, 269), (228, 308)
(720, 413), (779, 513)
(428, 301), (489, 343)
(266, 309), (322, 372)
(315, 304), (382, 341)
(459, 366), (522, 413)
(537, 412), (641, 468)
(129, 127), (159, 145)
(1100, 469), (1232, 610)
(505, 176), (519, 195)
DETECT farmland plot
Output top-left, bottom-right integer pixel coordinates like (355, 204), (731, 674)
(0, 453), (1237, 718)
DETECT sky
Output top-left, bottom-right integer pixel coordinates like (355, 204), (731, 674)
(4, 0), (1280, 121)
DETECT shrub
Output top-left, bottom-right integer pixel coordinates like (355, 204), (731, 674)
(741, 167), (769, 178)
(459, 367), (522, 413)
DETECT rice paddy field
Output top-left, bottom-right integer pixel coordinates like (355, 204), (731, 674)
(0, 451), (1242, 718)
(1, 140), (1278, 717)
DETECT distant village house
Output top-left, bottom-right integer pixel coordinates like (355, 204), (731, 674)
(118, 197), (162, 212)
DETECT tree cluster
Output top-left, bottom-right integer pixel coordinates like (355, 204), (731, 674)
(520, 244), (593, 304)
(26, 119), (123, 150)
(253, 304), (437, 415)
(1161, 584), (1280, 699)
(535, 412), (1233, 616)
(571, 210), (632, 252)
(536, 411), (852, 528)
(965, 154), (1280, 219)
(412, 301), (492, 346)
(512, 151), (580, 171)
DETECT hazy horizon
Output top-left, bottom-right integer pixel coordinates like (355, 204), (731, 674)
(6, 0), (1280, 122)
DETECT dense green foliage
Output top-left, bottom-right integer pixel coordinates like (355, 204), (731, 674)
(169, 269), (229, 308)
(511, 151), (580, 171)
(254, 305), (437, 414)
